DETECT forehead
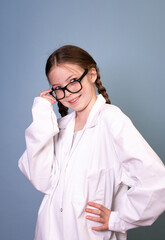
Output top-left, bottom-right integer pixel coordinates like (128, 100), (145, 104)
(48, 63), (83, 85)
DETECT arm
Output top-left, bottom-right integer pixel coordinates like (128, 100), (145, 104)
(108, 112), (165, 233)
(18, 92), (59, 194)
(85, 108), (165, 233)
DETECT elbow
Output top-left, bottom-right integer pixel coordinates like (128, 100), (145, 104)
(30, 175), (53, 194)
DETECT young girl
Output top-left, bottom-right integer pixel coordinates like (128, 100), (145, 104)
(19, 45), (165, 240)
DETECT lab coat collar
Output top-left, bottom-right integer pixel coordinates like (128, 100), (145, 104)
(58, 94), (106, 130)
(84, 94), (106, 129)
(58, 111), (75, 129)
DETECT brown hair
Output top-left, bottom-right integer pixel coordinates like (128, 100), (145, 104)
(45, 45), (111, 117)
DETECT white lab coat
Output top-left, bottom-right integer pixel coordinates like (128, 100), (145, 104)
(18, 94), (165, 240)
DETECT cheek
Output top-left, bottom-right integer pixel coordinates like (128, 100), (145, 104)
(82, 82), (95, 96)
(82, 80), (92, 92)
(59, 99), (68, 107)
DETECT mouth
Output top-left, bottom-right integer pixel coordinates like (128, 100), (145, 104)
(68, 95), (81, 105)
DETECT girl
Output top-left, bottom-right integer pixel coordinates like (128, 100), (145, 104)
(19, 45), (165, 240)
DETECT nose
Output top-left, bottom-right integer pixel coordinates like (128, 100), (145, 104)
(64, 89), (72, 98)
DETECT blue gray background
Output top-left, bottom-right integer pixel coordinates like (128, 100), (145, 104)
(1, 0), (165, 239)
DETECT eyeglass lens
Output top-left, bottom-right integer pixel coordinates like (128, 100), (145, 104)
(51, 69), (88, 100)
(54, 81), (82, 100)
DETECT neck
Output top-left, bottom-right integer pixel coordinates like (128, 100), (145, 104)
(74, 94), (97, 132)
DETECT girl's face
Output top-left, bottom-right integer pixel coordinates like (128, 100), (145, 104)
(48, 63), (97, 114)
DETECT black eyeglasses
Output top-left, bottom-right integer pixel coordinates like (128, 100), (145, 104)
(50, 69), (88, 100)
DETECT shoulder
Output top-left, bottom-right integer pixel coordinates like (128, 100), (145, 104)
(100, 104), (128, 122)
(99, 104), (132, 131)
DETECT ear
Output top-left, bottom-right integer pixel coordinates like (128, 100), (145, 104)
(89, 68), (97, 83)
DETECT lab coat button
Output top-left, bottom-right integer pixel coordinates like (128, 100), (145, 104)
(60, 208), (63, 212)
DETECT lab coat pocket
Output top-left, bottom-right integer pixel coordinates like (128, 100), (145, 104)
(72, 168), (114, 206)
(87, 168), (114, 205)
(86, 168), (114, 239)
(72, 168), (114, 240)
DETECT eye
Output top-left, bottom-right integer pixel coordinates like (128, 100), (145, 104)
(70, 78), (77, 83)
(54, 86), (62, 90)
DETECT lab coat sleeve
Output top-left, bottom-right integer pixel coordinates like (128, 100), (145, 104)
(18, 97), (59, 194)
(108, 110), (165, 233)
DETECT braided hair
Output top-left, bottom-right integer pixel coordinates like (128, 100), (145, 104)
(45, 45), (111, 117)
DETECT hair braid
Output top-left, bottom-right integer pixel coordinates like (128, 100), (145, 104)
(57, 101), (68, 117)
(95, 69), (111, 104)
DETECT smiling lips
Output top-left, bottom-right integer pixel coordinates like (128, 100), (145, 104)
(68, 95), (81, 105)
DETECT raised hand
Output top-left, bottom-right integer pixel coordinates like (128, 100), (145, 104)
(39, 89), (56, 104)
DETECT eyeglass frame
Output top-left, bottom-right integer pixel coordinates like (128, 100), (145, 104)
(50, 69), (88, 100)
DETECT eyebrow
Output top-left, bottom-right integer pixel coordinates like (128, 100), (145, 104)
(52, 74), (74, 88)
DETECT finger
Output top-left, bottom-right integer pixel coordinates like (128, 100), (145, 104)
(86, 215), (104, 224)
(47, 96), (57, 104)
(39, 94), (56, 104)
(39, 90), (51, 97)
(87, 202), (105, 212)
(91, 224), (108, 231)
(85, 208), (102, 216)
(46, 98), (56, 104)
(44, 95), (55, 101)
(39, 89), (52, 97)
